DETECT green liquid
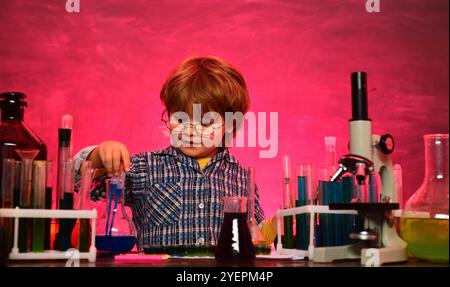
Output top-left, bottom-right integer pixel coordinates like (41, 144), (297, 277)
(143, 245), (217, 256)
(254, 244), (271, 255)
(283, 216), (295, 248)
(78, 219), (91, 252)
(400, 217), (449, 263)
(32, 219), (45, 252)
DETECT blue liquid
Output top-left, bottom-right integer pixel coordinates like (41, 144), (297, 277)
(95, 235), (136, 255)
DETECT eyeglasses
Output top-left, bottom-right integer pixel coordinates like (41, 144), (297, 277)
(161, 109), (224, 133)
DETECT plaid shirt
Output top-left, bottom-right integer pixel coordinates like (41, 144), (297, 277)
(74, 145), (265, 249)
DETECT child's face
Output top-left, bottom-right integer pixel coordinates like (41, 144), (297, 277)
(169, 114), (227, 158)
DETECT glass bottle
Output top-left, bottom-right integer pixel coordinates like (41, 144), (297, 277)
(0, 92), (47, 191)
(215, 197), (255, 262)
(401, 134), (449, 262)
(96, 175), (137, 255)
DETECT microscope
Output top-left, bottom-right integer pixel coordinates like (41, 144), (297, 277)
(317, 72), (408, 266)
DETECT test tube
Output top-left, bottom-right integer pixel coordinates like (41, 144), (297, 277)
(342, 176), (355, 245)
(281, 155), (294, 248)
(54, 115), (71, 250)
(324, 136), (337, 179)
(1, 159), (15, 251)
(314, 167), (327, 247)
(13, 161), (22, 208)
(282, 155), (295, 208)
(329, 180), (343, 246)
(393, 164), (403, 209)
(1, 159), (15, 209)
(16, 149), (39, 208)
(32, 161), (46, 252)
(57, 159), (75, 251)
(16, 149), (39, 252)
(78, 161), (95, 252)
(44, 161), (53, 250)
(247, 167), (256, 224)
(318, 181), (333, 246)
(298, 164), (316, 204)
(296, 164), (310, 250)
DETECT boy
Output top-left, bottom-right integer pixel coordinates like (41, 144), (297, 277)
(74, 56), (265, 249)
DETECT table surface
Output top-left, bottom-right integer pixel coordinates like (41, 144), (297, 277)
(6, 256), (448, 267)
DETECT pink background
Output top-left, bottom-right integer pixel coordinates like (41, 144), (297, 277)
(1, 0), (448, 217)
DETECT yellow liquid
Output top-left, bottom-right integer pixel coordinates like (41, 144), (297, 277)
(399, 217), (449, 263)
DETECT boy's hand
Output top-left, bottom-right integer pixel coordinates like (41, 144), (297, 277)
(89, 141), (131, 177)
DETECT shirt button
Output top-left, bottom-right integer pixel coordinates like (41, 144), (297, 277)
(198, 203), (205, 209)
(198, 237), (205, 245)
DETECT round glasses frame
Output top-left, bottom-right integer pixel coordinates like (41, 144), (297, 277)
(160, 109), (225, 133)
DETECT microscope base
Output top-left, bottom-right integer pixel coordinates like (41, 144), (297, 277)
(313, 243), (407, 266)
(313, 243), (363, 263)
(361, 246), (408, 267)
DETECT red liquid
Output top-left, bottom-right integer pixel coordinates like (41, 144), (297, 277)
(215, 212), (255, 262)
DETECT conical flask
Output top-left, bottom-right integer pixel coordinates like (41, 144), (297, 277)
(215, 196), (255, 262)
(96, 174), (137, 255)
(401, 134), (449, 262)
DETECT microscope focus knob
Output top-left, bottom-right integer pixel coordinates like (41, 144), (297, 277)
(379, 134), (395, 154)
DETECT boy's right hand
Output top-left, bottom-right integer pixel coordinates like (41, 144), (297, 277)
(88, 141), (131, 177)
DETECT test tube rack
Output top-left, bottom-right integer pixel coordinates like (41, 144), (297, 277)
(275, 205), (406, 266)
(0, 207), (97, 262)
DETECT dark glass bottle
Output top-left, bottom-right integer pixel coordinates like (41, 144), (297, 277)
(0, 92), (47, 161)
(215, 197), (255, 262)
(0, 92), (47, 204)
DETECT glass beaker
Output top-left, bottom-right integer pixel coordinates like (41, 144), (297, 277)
(215, 196), (255, 262)
(96, 175), (137, 255)
(401, 134), (449, 262)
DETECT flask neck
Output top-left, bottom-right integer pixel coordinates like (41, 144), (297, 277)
(424, 135), (449, 182)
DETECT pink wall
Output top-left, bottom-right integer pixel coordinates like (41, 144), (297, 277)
(1, 0), (448, 216)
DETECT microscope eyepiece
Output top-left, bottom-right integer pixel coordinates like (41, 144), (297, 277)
(351, 72), (369, 121)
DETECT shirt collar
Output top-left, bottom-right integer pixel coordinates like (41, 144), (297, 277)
(155, 145), (238, 166)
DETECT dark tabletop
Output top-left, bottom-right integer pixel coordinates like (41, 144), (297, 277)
(5, 256), (448, 267)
